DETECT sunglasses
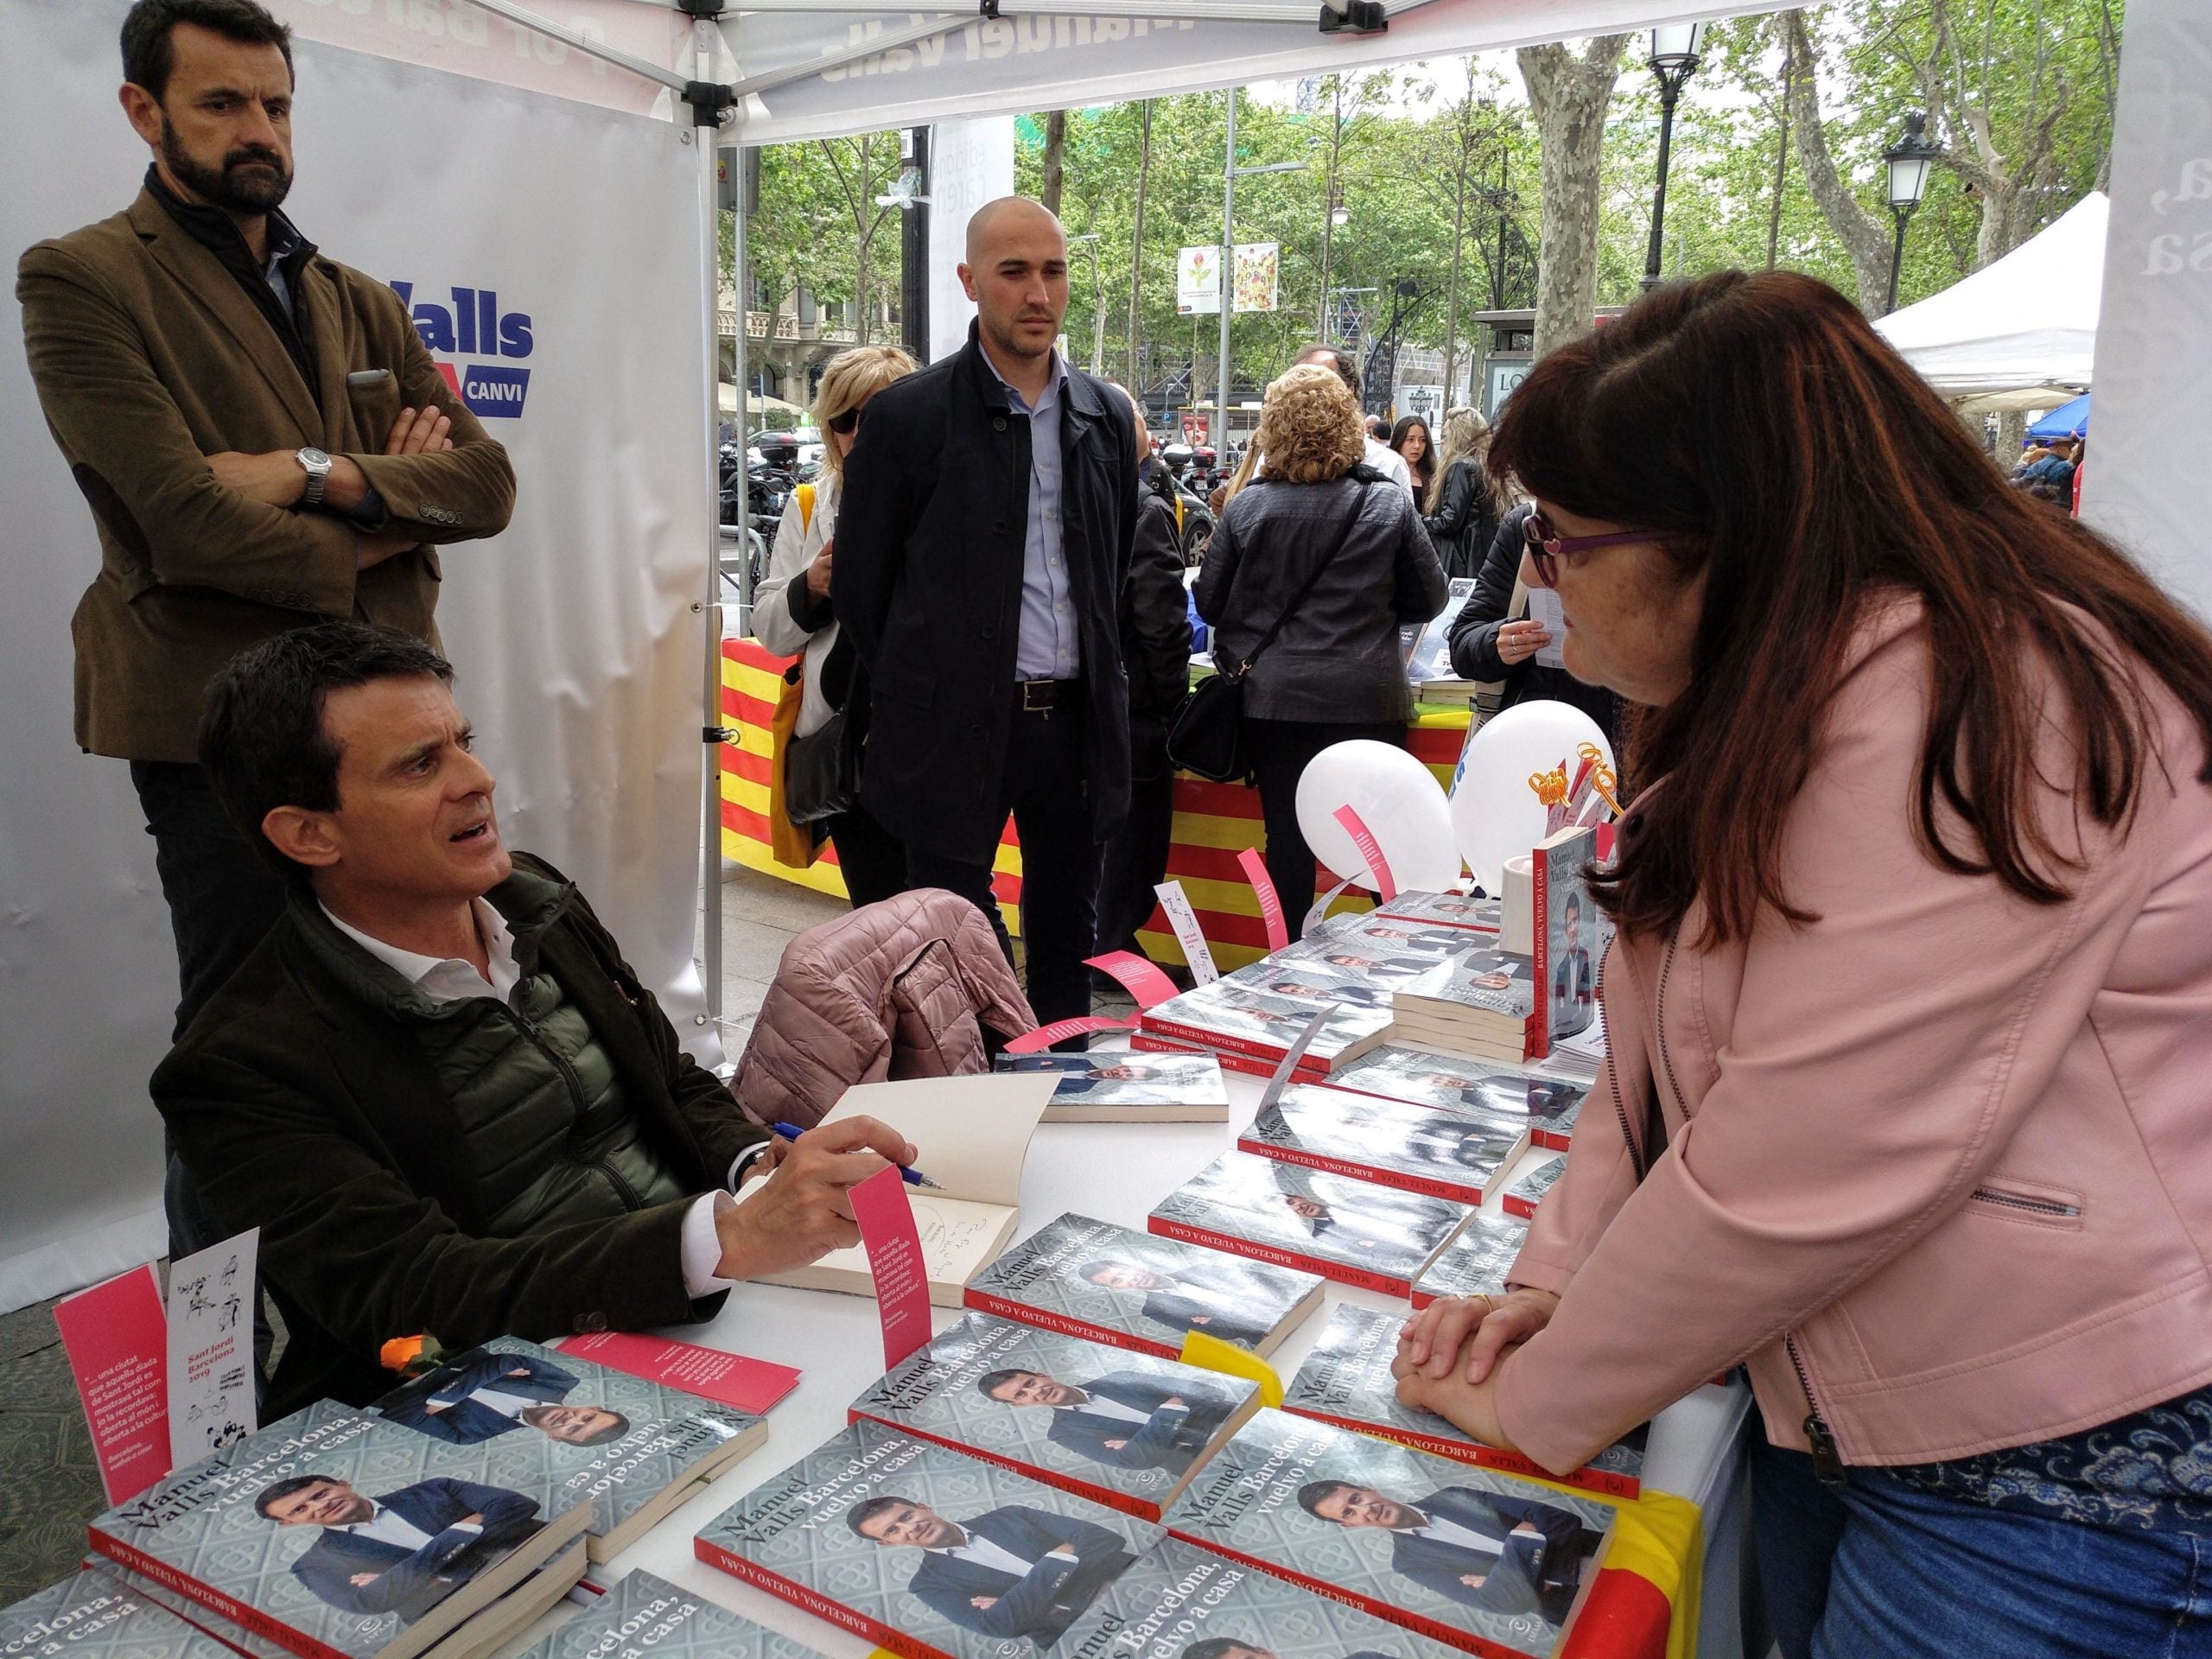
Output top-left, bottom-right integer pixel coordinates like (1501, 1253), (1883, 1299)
(1522, 507), (1662, 587)
(827, 404), (865, 436)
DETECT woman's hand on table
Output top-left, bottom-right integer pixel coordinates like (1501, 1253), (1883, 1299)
(1398, 1288), (1559, 1382)
(1392, 1357), (1516, 1452)
(713, 1114), (914, 1278)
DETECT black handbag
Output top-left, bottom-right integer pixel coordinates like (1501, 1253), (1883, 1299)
(785, 706), (858, 823)
(1168, 477), (1373, 782)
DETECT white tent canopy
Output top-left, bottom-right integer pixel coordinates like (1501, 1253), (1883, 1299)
(1874, 192), (2107, 397)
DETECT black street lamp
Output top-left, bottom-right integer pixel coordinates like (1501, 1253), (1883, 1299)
(1640, 22), (1707, 293)
(1883, 111), (1942, 315)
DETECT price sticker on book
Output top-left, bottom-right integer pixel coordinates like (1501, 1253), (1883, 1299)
(1152, 880), (1218, 983)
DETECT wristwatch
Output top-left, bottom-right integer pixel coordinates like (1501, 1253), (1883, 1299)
(295, 446), (334, 508)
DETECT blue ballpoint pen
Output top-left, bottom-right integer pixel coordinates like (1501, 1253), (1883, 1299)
(768, 1121), (943, 1189)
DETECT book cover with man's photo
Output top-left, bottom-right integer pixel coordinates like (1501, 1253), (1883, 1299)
(1058, 1535), (1469, 1659)
(1218, 960), (1398, 1020)
(1407, 1215), (1530, 1312)
(1147, 1154), (1476, 1298)
(1368, 893), (1503, 935)
(368, 1336), (766, 1560)
(964, 1214), (1325, 1362)
(849, 1313), (1262, 1519)
(1529, 829), (1600, 1058)
(693, 1419), (1162, 1659)
(1497, 1159), (1565, 1222)
(510, 1568), (827, 1659)
(1238, 1085), (1529, 1208)
(991, 1052), (1231, 1123)
(1317, 1051), (1587, 1150)
(0, 1567), (244, 1659)
(1389, 950), (1540, 1067)
(1279, 924), (1482, 991)
(86, 1400), (588, 1659)
(99, 1541), (587, 1659)
(1135, 982), (1392, 1079)
(1281, 1306), (1643, 1500)
(1159, 1410), (1613, 1659)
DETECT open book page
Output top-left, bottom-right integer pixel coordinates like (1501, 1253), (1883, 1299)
(816, 1072), (1059, 1204)
(766, 1194), (1020, 1303)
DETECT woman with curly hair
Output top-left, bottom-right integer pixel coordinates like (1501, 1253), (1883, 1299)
(1196, 365), (1446, 918)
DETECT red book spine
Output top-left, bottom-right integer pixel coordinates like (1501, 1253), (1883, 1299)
(1409, 1284), (1441, 1311)
(1235, 1136), (1487, 1206)
(1530, 1125), (1572, 1153)
(1132, 1035), (1329, 1084)
(1137, 1015), (1292, 1069)
(1501, 1191), (1541, 1221)
(1279, 1406), (1639, 1499)
(1154, 1529), (1522, 1659)
(1527, 853), (1553, 1064)
(694, 1538), (953, 1659)
(959, 1291), (1181, 1360)
(86, 1533), (346, 1659)
(849, 1411), (1159, 1520)
(1146, 1215), (1413, 1297)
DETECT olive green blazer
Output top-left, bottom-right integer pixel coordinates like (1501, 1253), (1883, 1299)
(17, 189), (517, 760)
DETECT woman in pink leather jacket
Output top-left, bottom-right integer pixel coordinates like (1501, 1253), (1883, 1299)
(1394, 271), (2212, 1657)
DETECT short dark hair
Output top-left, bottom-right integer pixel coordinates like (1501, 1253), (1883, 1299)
(976, 1369), (1032, 1399)
(530, 1407), (631, 1446)
(199, 623), (454, 878)
(1296, 343), (1360, 397)
(846, 1494), (907, 1537)
(123, 0), (293, 102)
(1295, 1478), (1354, 1519)
(255, 1473), (327, 1517)
(1183, 1640), (1262, 1659)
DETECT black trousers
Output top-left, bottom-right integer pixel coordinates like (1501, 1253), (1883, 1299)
(905, 702), (1100, 1026)
(1095, 714), (1175, 957)
(130, 761), (287, 1380)
(1242, 716), (1408, 925)
(825, 801), (907, 911)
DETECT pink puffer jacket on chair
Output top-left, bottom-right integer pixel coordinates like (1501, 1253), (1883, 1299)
(731, 888), (1038, 1129)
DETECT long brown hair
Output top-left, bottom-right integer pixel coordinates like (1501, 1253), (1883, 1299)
(1491, 270), (2212, 946)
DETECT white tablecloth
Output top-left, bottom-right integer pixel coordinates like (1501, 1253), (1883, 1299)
(556, 1063), (1756, 1659)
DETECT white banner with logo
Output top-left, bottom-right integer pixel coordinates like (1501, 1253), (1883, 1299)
(2082, 0), (2212, 621)
(0, 0), (710, 1311)
(928, 116), (1017, 363)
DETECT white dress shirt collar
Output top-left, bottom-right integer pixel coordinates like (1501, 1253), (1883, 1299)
(321, 897), (522, 1005)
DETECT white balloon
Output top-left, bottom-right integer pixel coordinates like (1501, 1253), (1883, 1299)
(1293, 740), (1460, 897)
(1449, 701), (1614, 895)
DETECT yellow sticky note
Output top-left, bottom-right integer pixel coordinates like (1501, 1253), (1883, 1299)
(1178, 1331), (1284, 1408)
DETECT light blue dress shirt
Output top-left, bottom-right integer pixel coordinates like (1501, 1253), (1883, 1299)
(985, 348), (1080, 681)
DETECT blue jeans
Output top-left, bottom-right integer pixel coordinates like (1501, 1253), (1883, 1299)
(1752, 1431), (2212, 1658)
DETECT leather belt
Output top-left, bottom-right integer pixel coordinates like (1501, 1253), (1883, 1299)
(1015, 678), (1082, 714)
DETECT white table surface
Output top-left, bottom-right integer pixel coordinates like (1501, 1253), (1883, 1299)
(542, 1058), (1753, 1658)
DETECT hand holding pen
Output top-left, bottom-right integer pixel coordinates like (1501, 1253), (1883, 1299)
(712, 1115), (925, 1279)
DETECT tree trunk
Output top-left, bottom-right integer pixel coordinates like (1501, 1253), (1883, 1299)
(1319, 78), (1342, 336)
(1766, 53), (1793, 269)
(1041, 111), (1066, 216)
(1440, 140), (1468, 409)
(1517, 35), (1630, 361)
(1782, 10), (1894, 313)
(1127, 101), (1152, 386)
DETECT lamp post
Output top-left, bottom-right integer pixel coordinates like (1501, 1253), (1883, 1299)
(1213, 86), (1306, 450)
(1640, 22), (1707, 293)
(1067, 232), (1106, 372)
(1882, 111), (1941, 315)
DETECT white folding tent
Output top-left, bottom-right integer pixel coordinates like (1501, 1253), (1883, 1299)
(1873, 192), (2106, 398)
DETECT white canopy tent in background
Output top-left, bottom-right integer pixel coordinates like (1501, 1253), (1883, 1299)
(1873, 191), (2106, 397)
(2, 0), (2205, 1313)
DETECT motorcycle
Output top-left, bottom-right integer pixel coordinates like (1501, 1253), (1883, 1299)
(1153, 445), (1217, 565)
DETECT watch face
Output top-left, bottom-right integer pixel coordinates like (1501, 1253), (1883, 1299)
(299, 447), (332, 467)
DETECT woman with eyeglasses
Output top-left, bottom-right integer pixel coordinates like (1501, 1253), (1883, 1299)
(753, 345), (916, 906)
(1389, 271), (2212, 1657)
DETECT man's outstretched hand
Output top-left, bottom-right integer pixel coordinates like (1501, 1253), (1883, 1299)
(713, 1116), (918, 1280)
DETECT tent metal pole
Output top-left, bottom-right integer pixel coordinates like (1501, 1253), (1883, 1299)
(692, 14), (733, 1057)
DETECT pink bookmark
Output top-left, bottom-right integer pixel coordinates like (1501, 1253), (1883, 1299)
(54, 1265), (171, 1504)
(1237, 849), (1290, 950)
(850, 1164), (934, 1370)
(1084, 950), (1181, 1010)
(1002, 1015), (1135, 1054)
(1332, 804), (1399, 901)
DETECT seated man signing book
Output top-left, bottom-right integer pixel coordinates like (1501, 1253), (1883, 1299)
(154, 624), (914, 1417)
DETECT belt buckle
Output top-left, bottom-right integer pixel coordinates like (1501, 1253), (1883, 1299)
(1020, 679), (1054, 714)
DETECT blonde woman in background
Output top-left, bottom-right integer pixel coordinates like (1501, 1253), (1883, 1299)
(753, 345), (915, 906)
(1422, 405), (1510, 579)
